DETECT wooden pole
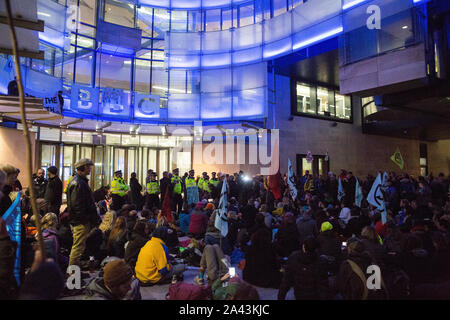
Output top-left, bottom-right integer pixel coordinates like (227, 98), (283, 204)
(5, 0), (46, 259)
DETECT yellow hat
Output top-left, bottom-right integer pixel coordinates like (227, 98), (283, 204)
(321, 221), (333, 232)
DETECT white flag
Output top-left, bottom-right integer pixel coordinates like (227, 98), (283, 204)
(367, 173), (385, 210)
(214, 180), (228, 237)
(287, 158), (298, 201)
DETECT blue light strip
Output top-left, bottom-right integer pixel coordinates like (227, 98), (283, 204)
(342, 0), (368, 11)
(292, 26), (343, 50)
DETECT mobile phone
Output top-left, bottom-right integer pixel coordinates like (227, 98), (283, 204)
(229, 267), (236, 278)
(341, 242), (347, 250)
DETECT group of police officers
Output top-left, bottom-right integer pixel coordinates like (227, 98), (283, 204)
(108, 168), (221, 213)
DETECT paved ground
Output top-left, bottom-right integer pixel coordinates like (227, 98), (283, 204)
(61, 264), (294, 300)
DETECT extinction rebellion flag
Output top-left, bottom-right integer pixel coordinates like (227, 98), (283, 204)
(391, 148), (404, 170)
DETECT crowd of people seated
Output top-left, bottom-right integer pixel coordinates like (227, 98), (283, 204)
(0, 161), (449, 300)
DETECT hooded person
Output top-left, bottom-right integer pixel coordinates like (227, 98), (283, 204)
(84, 259), (141, 300)
(188, 202), (208, 239)
(135, 226), (186, 285)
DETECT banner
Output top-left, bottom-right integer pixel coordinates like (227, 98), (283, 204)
(287, 158), (298, 201)
(186, 186), (199, 206)
(43, 94), (62, 114)
(391, 148), (404, 170)
(355, 177), (363, 208)
(214, 180), (228, 237)
(338, 177), (346, 202)
(2, 193), (21, 286)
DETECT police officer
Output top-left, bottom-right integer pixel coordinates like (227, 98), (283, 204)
(171, 168), (183, 213)
(210, 172), (220, 199)
(146, 172), (160, 209)
(111, 170), (129, 211)
(202, 174), (211, 198)
(185, 169), (198, 206)
(198, 172), (207, 192)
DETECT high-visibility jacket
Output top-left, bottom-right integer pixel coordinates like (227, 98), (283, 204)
(185, 177), (197, 188)
(171, 175), (182, 194)
(210, 178), (219, 188)
(111, 177), (129, 197)
(64, 175), (74, 193)
(203, 179), (211, 193)
(197, 178), (204, 190)
(146, 180), (160, 194)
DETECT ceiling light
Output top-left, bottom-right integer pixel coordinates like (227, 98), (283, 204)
(402, 26), (408, 29)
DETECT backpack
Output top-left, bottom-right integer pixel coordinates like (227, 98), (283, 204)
(166, 282), (212, 300)
(179, 247), (202, 267)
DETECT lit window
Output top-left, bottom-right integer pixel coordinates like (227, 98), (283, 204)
(296, 83), (314, 114)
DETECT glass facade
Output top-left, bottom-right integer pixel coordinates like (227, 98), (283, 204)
(293, 82), (352, 121)
(32, 125), (192, 191)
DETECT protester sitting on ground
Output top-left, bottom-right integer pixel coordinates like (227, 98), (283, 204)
(156, 214), (179, 254)
(19, 249), (65, 300)
(99, 211), (116, 239)
(106, 216), (128, 258)
(360, 225), (386, 266)
(193, 243), (229, 286)
(337, 237), (388, 300)
(124, 220), (151, 269)
(135, 226), (186, 285)
(242, 228), (282, 289)
(278, 237), (330, 300)
(0, 217), (18, 300)
(296, 209), (318, 246)
(204, 211), (233, 255)
(189, 202), (208, 239)
(211, 272), (260, 300)
(84, 259), (141, 300)
(178, 207), (191, 236)
(273, 212), (300, 258)
(317, 221), (342, 265)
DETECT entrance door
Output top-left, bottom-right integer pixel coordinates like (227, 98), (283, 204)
(296, 154), (330, 177)
(40, 143), (58, 178)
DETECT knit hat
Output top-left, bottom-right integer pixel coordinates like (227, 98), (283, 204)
(47, 166), (58, 175)
(321, 221), (333, 232)
(196, 202), (204, 209)
(103, 259), (133, 288)
(205, 203), (215, 211)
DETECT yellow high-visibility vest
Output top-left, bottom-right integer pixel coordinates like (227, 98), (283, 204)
(64, 175), (74, 193)
(210, 179), (219, 188)
(198, 178), (204, 190)
(171, 175), (182, 194)
(185, 177), (197, 189)
(146, 181), (160, 194)
(203, 179), (211, 192)
(111, 177), (129, 197)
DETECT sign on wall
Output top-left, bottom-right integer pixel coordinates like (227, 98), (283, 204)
(70, 84), (99, 114)
(134, 93), (160, 119)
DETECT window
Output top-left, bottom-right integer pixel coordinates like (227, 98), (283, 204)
(293, 81), (352, 122)
(297, 154), (330, 177)
(188, 11), (202, 32)
(296, 83), (314, 114)
(221, 9), (232, 30)
(335, 93), (351, 120)
(104, 0), (135, 28)
(239, 3), (254, 27)
(205, 9), (221, 32)
(137, 6), (153, 37)
(171, 10), (187, 32)
(317, 86), (333, 116)
(419, 143), (428, 176)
